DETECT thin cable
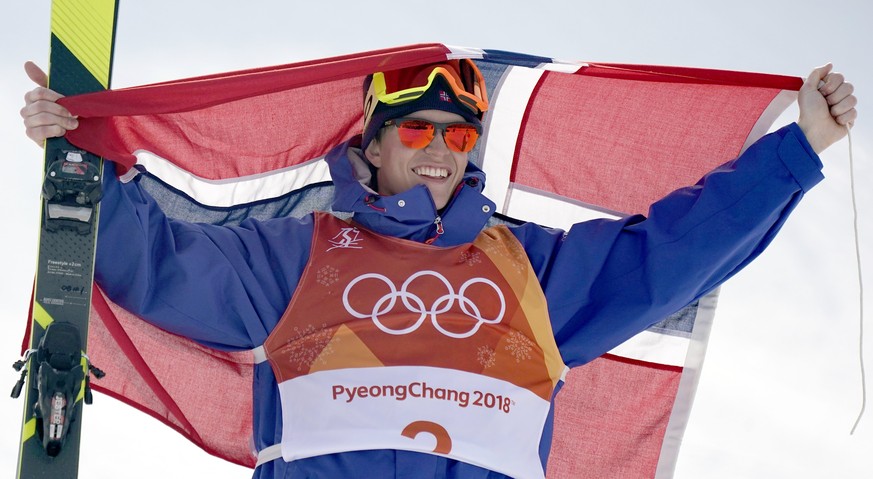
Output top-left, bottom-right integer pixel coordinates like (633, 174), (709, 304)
(847, 125), (866, 435)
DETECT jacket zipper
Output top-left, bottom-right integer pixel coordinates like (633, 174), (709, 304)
(425, 216), (444, 245)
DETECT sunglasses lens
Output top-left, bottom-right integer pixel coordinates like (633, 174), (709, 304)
(394, 119), (480, 153)
(396, 120), (435, 149)
(444, 125), (480, 153)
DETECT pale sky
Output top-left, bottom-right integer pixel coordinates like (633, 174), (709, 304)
(2, 1), (871, 478)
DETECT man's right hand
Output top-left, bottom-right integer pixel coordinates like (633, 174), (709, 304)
(797, 63), (857, 154)
(20, 61), (78, 146)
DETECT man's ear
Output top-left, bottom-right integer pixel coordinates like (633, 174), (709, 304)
(364, 138), (382, 167)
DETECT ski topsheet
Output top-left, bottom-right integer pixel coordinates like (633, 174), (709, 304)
(15, 1), (119, 477)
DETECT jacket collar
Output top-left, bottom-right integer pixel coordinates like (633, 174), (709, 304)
(325, 136), (495, 246)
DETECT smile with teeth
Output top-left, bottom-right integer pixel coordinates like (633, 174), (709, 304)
(414, 166), (450, 179)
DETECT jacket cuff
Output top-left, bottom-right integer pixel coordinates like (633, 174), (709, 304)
(779, 123), (824, 192)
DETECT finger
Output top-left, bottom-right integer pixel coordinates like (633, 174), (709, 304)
(835, 108), (858, 127)
(24, 86), (65, 105)
(804, 63), (833, 91)
(22, 107), (79, 131)
(24, 61), (48, 88)
(824, 81), (854, 106)
(830, 96), (858, 120)
(20, 98), (74, 122)
(818, 71), (845, 96)
(26, 124), (69, 145)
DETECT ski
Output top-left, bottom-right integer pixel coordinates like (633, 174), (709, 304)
(12, 0), (119, 477)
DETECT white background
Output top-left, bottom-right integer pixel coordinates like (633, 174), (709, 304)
(2, 1), (871, 477)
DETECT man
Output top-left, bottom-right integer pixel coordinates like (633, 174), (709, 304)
(22, 58), (856, 479)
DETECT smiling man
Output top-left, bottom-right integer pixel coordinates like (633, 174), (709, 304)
(365, 109), (473, 210)
(21, 57), (857, 479)
(360, 61), (488, 217)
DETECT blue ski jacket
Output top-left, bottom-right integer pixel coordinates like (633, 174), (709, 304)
(94, 123), (822, 478)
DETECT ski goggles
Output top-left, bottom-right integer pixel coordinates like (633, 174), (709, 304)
(384, 117), (482, 153)
(368, 59), (489, 117)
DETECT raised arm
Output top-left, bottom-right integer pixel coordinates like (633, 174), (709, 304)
(518, 64), (857, 366)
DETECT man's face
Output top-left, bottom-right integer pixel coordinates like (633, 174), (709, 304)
(364, 109), (469, 211)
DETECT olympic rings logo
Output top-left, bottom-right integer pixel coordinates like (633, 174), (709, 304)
(342, 270), (505, 338)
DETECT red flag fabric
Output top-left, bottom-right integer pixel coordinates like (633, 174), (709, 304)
(40, 44), (800, 477)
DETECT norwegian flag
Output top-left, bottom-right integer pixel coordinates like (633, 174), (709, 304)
(37, 43), (801, 477)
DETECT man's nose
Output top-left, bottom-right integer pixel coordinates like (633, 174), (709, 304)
(423, 129), (451, 154)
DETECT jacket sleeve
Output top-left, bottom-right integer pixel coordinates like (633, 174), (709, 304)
(94, 161), (314, 350)
(511, 123), (824, 367)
